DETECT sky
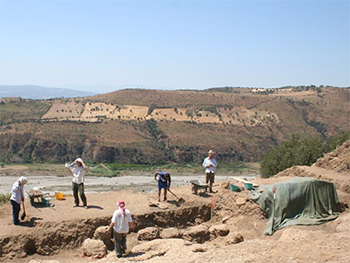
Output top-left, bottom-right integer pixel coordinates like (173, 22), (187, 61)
(0, 0), (349, 93)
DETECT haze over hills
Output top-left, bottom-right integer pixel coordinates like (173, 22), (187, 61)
(0, 85), (349, 165)
(0, 85), (96, 99)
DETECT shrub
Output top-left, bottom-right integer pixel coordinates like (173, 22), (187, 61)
(260, 131), (350, 178)
(0, 194), (11, 204)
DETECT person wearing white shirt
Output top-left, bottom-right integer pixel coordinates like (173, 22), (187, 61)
(108, 200), (134, 258)
(65, 158), (87, 208)
(202, 150), (217, 193)
(10, 176), (27, 225)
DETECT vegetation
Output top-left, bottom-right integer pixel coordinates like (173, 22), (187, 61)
(260, 130), (350, 178)
(0, 194), (11, 204)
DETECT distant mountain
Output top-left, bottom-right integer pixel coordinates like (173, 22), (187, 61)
(0, 85), (96, 99)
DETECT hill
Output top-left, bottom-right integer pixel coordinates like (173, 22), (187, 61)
(0, 86), (349, 164)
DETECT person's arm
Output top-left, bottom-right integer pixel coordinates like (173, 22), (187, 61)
(129, 221), (135, 232)
(11, 181), (20, 194)
(107, 222), (114, 232)
(65, 162), (74, 176)
(167, 176), (171, 189)
(20, 183), (25, 202)
(154, 173), (158, 181)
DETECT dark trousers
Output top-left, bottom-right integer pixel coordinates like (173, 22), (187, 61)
(72, 182), (87, 206)
(114, 231), (127, 257)
(11, 200), (20, 225)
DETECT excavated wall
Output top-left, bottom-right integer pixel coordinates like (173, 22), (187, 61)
(0, 204), (210, 259)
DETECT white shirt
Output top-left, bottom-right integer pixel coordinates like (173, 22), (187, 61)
(203, 157), (217, 174)
(10, 181), (24, 205)
(111, 208), (132, 233)
(66, 163), (85, 184)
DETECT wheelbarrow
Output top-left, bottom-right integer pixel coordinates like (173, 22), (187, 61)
(190, 180), (209, 195)
(27, 189), (50, 206)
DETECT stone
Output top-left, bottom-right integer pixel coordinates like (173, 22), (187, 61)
(137, 227), (160, 241)
(236, 198), (246, 206)
(225, 232), (244, 245)
(160, 227), (182, 239)
(183, 224), (211, 243)
(81, 238), (107, 257)
(93, 226), (114, 250)
(209, 224), (230, 237)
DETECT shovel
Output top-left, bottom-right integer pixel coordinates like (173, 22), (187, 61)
(21, 202), (26, 220)
(159, 181), (185, 204)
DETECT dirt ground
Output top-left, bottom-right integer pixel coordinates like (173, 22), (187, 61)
(1, 141), (350, 263)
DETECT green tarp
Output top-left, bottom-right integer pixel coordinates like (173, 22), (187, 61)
(250, 177), (339, 235)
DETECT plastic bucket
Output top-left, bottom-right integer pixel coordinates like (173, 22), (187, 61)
(55, 192), (64, 200)
(244, 183), (253, 190)
(230, 184), (240, 192)
(41, 197), (51, 206)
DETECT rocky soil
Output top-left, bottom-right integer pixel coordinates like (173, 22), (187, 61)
(0, 141), (349, 263)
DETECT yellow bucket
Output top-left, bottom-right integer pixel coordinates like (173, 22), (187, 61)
(55, 192), (64, 200)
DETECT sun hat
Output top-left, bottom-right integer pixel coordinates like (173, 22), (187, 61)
(75, 158), (86, 168)
(19, 176), (28, 185)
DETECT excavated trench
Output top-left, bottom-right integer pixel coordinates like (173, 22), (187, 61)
(0, 204), (211, 259)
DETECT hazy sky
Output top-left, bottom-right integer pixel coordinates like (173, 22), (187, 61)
(0, 0), (349, 93)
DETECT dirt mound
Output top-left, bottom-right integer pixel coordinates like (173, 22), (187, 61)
(313, 140), (350, 173)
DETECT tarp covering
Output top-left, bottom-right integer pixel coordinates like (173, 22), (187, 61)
(250, 177), (339, 235)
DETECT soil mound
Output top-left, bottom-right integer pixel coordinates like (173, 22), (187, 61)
(313, 140), (350, 173)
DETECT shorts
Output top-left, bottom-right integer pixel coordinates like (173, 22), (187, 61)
(206, 172), (215, 184)
(158, 180), (168, 189)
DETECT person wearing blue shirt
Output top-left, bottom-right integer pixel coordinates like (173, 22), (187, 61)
(154, 172), (171, 202)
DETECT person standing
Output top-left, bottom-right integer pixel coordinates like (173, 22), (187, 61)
(202, 150), (217, 193)
(108, 200), (134, 258)
(65, 158), (88, 208)
(154, 172), (171, 202)
(10, 176), (28, 225)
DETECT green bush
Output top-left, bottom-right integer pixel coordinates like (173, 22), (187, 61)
(0, 194), (11, 204)
(260, 131), (350, 178)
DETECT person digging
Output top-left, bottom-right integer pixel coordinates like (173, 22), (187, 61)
(154, 172), (171, 202)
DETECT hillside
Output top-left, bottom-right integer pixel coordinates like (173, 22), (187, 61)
(0, 86), (349, 164)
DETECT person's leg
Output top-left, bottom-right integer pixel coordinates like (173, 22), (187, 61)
(205, 173), (210, 184)
(157, 181), (162, 202)
(209, 173), (215, 193)
(121, 234), (127, 254)
(11, 200), (20, 225)
(158, 189), (161, 202)
(72, 182), (79, 206)
(164, 189), (167, 201)
(114, 231), (123, 257)
(163, 182), (168, 201)
(78, 183), (87, 207)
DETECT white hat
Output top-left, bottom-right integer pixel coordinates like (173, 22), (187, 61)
(19, 176), (28, 184)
